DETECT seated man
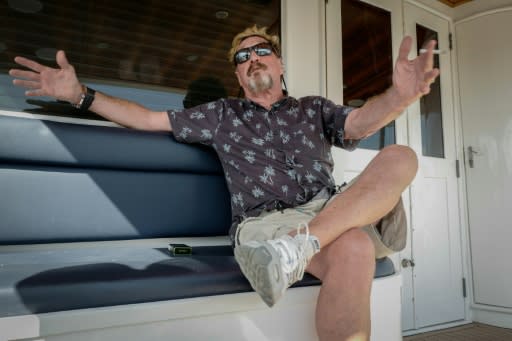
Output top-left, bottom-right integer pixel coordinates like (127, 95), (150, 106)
(10, 25), (438, 341)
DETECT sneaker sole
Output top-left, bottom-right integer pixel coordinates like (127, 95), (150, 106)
(234, 242), (286, 307)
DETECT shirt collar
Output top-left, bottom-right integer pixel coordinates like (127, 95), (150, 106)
(245, 90), (291, 110)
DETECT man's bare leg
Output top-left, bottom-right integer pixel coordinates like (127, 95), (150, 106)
(302, 144), (417, 340)
(308, 144), (418, 247)
(307, 228), (375, 341)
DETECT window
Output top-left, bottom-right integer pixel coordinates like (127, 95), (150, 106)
(341, 0), (395, 150)
(416, 24), (445, 158)
(0, 0), (280, 120)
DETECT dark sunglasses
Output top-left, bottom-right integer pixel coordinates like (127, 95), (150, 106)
(234, 42), (275, 65)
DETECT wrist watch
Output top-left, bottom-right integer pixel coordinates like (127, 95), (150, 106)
(74, 85), (96, 111)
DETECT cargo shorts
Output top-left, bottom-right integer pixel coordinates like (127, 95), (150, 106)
(234, 181), (407, 259)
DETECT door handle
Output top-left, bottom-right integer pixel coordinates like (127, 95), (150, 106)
(401, 259), (415, 268)
(467, 146), (478, 168)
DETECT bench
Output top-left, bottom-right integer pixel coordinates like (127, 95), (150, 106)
(0, 114), (402, 341)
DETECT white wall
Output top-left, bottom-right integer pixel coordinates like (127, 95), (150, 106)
(281, 0), (326, 99)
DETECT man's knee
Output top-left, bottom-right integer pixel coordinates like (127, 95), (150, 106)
(310, 229), (375, 279)
(380, 144), (418, 179)
(333, 228), (375, 263)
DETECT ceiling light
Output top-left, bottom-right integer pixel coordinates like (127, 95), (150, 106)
(96, 42), (110, 49)
(8, 0), (43, 14)
(186, 55), (198, 62)
(215, 10), (229, 20)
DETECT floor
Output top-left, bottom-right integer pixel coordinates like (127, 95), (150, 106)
(404, 323), (512, 341)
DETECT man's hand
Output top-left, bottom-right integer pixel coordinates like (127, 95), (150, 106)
(9, 51), (172, 132)
(344, 36), (440, 140)
(9, 51), (83, 105)
(391, 36), (440, 109)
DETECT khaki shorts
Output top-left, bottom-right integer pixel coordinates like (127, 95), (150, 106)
(235, 183), (407, 259)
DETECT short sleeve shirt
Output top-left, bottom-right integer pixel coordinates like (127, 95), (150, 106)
(168, 96), (359, 237)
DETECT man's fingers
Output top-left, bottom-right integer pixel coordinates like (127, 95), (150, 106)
(425, 39), (437, 50)
(398, 36), (413, 61)
(14, 56), (45, 73)
(419, 40), (437, 70)
(9, 69), (40, 81)
(419, 68), (440, 94)
(425, 68), (440, 83)
(12, 79), (41, 90)
(25, 89), (46, 97)
(56, 50), (71, 70)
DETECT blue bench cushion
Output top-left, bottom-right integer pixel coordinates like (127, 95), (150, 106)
(0, 245), (395, 317)
(0, 115), (231, 244)
(0, 115), (223, 173)
(0, 164), (231, 243)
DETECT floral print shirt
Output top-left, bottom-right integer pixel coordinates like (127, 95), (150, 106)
(167, 96), (359, 237)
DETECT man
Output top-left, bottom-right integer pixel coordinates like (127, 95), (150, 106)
(10, 25), (438, 341)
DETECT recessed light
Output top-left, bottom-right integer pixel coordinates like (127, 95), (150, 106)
(96, 42), (110, 49)
(215, 10), (229, 20)
(8, 0), (43, 14)
(35, 47), (58, 61)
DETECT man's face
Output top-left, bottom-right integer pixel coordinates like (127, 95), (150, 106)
(234, 36), (283, 96)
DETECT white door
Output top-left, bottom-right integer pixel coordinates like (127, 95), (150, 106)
(402, 3), (465, 330)
(457, 9), (512, 309)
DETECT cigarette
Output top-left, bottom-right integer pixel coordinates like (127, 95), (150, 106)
(419, 49), (446, 54)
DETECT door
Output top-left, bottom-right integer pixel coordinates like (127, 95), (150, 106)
(330, 0), (466, 331)
(402, 3), (465, 330)
(457, 9), (512, 309)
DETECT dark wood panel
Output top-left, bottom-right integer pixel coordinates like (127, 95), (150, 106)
(0, 0), (280, 97)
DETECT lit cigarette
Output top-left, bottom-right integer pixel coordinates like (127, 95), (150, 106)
(420, 49), (446, 54)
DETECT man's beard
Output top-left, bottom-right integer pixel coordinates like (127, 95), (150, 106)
(248, 73), (273, 93)
(247, 62), (274, 93)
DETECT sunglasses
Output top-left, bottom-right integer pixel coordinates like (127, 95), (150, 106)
(234, 42), (275, 65)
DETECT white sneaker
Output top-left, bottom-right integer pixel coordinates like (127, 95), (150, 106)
(234, 223), (320, 307)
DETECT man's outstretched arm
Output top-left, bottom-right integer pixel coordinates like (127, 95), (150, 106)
(9, 50), (172, 132)
(344, 36), (440, 140)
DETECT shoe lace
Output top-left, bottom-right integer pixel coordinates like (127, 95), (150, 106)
(270, 222), (311, 286)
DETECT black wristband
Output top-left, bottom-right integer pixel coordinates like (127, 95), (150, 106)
(75, 86), (96, 111)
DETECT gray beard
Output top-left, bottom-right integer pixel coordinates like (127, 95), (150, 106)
(248, 73), (274, 93)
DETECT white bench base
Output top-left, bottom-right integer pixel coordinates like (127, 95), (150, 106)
(0, 272), (401, 341)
